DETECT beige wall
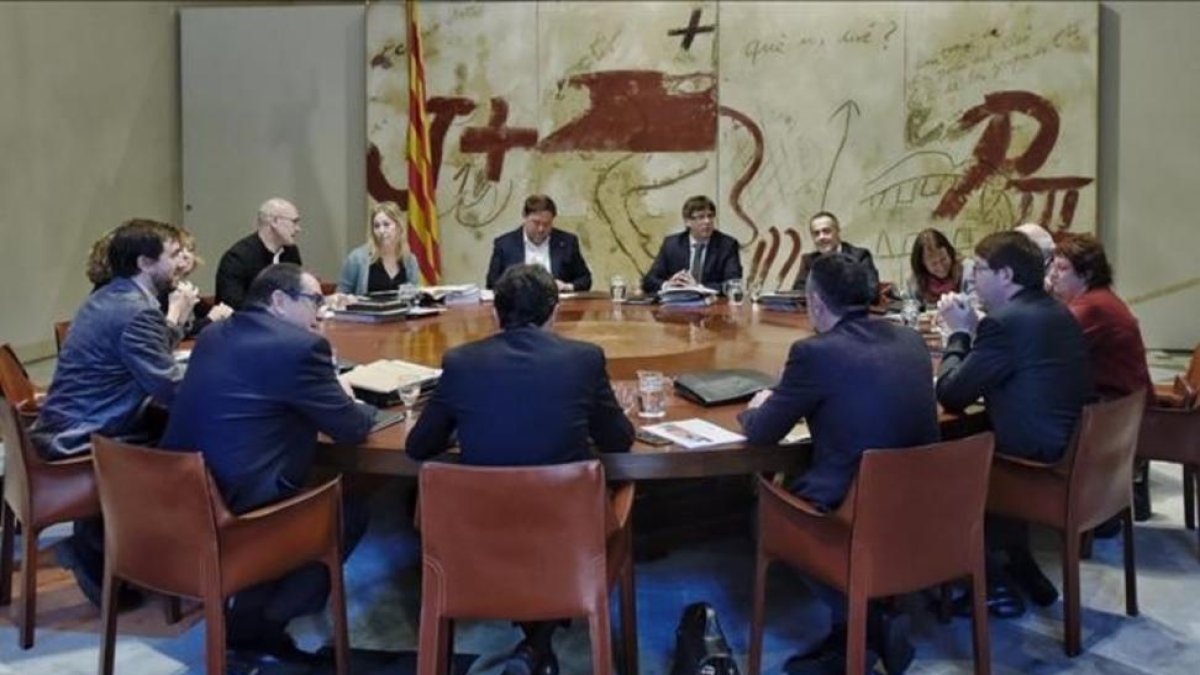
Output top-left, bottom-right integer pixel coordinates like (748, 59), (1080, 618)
(1, 1), (1196, 358)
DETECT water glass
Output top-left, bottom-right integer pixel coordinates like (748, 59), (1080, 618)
(724, 279), (745, 306)
(398, 382), (422, 408)
(748, 279), (764, 303)
(609, 275), (627, 303)
(901, 297), (920, 328)
(636, 370), (667, 418)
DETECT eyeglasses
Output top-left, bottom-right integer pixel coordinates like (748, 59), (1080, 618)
(687, 212), (715, 221)
(287, 291), (325, 310)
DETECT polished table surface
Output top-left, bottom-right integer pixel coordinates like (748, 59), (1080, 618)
(317, 296), (980, 480)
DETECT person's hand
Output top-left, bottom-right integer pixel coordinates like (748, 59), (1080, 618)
(667, 270), (696, 287)
(746, 388), (774, 410)
(166, 281), (200, 326)
(556, 280), (573, 292)
(937, 292), (979, 338)
(207, 302), (234, 322)
(327, 292), (353, 311)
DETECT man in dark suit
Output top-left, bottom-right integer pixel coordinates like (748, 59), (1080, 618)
(215, 197), (304, 309)
(485, 194), (592, 291)
(791, 211), (879, 295)
(739, 253), (937, 675)
(162, 263), (377, 665)
(408, 264), (633, 675)
(937, 230), (1091, 616)
(641, 195), (743, 294)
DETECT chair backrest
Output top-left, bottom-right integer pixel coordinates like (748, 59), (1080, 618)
(1068, 390), (1147, 529)
(91, 435), (222, 598)
(0, 399), (35, 516)
(53, 321), (70, 354)
(0, 343), (36, 410)
(418, 460), (609, 621)
(848, 432), (995, 596)
(1185, 343), (1200, 394)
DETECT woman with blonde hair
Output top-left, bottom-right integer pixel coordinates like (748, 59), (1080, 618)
(337, 202), (421, 294)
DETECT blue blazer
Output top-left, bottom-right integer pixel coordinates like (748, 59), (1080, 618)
(407, 326), (633, 466)
(485, 227), (592, 290)
(937, 288), (1091, 462)
(642, 230), (743, 294)
(161, 309), (377, 513)
(739, 313), (939, 510)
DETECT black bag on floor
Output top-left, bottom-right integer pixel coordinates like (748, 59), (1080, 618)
(670, 601), (741, 675)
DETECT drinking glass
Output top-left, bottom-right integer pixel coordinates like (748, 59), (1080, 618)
(724, 279), (745, 306)
(636, 370), (667, 418)
(614, 381), (639, 416)
(748, 279), (764, 304)
(399, 382), (422, 409)
(609, 275), (627, 303)
(901, 296), (920, 328)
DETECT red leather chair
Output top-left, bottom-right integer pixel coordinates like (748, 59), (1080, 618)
(0, 343), (43, 422)
(91, 436), (351, 675)
(1137, 376), (1199, 556)
(416, 460), (637, 675)
(0, 399), (100, 649)
(986, 391), (1146, 656)
(748, 433), (996, 675)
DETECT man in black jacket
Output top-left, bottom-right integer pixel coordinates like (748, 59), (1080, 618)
(485, 194), (592, 291)
(215, 197), (304, 309)
(791, 211), (879, 295)
(641, 195), (743, 294)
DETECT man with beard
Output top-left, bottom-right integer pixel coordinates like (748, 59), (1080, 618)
(31, 218), (193, 608)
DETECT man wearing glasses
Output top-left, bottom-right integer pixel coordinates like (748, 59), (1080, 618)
(936, 231), (1090, 620)
(216, 197), (304, 309)
(641, 195), (743, 293)
(163, 263), (377, 666)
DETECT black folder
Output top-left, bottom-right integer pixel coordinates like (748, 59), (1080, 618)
(673, 369), (776, 407)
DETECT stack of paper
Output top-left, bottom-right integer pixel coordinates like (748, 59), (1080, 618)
(640, 418), (746, 449)
(422, 284), (481, 306)
(342, 359), (442, 395)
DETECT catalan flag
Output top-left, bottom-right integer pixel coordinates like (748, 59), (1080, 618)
(406, 0), (440, 283)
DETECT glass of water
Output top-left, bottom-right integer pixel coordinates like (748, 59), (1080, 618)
(724, 279), (745, 306)
(636, 370), (667, 418)
(399, 382), (422, 409)
(610, 275), (627, 303)
(901, 296), (921, 328)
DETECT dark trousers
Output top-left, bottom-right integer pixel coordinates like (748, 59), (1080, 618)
(227, 495), (369, 643)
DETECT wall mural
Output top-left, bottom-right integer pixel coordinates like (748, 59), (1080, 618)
(366, 1), (1097, 289)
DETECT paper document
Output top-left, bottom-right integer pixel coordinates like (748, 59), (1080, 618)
(781, 420), (812, 445)
(342, 359), (441, 394)
(640, 418), (746, 449)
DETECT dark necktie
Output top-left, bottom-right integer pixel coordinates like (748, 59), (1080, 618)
(690, 244), (705, 283)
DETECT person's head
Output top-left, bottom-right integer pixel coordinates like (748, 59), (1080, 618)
(256, 197), (302, 250)
(368, 202), (408, 261)
(172, 225), (202, 279)
(245, 263), (324, 333)
(681, 195), (717, 242)
(493, 264), (559, 330)
(809, 211), (842, 254)
(805, 252), (874, 333)
(1049, 233), (1113, 302)
(86, 229), (117, 287)
(521, 194), (557, 246)
(107, 219), (183, 293)
(1015, 222), (1055, 269)
(909, 228), (959, 294)
(972, 231), (1045, 312)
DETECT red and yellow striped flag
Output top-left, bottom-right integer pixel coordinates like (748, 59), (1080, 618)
(406, 0), (440, 284)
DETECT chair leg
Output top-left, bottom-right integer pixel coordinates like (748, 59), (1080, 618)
(99, 568), (121, 675)
(1122, 508), (1139, 616)
(325, 556), (351, 675)
(1184, 465), (1196, 530)
(1062, 529), (1083, 657)
(19, 524), (38, 649)
(618, 557), (639, 675)
(203, 591), (227, 675)
(0, 504), (14, 605)
(969, 567), (991, 675)
(416, 572), (446, 675)
(844, 587), (869, 675)
(589, 591), (614, 675)
(747, 552), (770, 675)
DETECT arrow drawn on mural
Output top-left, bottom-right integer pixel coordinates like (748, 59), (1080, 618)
(822, 99), (860, 210)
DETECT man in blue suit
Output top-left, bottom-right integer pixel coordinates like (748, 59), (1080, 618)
(485, 194), (593, 291)
(739, 253), (937, 675)
(162, 263), (377, 665)
(642, 195), (743, 294)
(937, 230), (1090, 617)
(408, 264), (633, 675)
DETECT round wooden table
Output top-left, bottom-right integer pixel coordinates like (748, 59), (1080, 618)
(317, 296), (979, 480)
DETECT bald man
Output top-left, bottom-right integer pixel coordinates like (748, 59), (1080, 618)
(216, 198), (304, 309)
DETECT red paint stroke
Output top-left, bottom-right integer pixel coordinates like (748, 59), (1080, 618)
(718, 105), (764, 243)
(366, 96), (476, 209)
(1009, 176), (1093, 230)
(459, 97), (538, 182)
(934, 91), (1065, 220)
(777, 229), (802, 287)
(759, 227), (781, 286)
(748, 239), (767, 287)
(539, 70), (717, 152)
(367, 143), (407, 207)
